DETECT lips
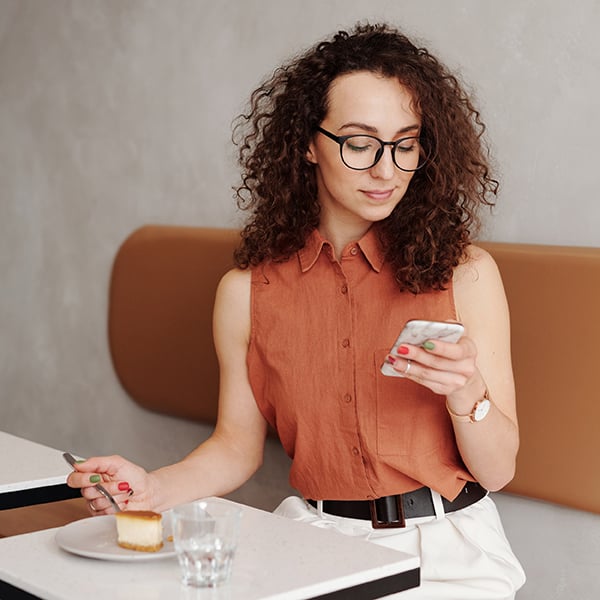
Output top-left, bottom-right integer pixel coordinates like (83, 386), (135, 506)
(362, 189), (395, 201)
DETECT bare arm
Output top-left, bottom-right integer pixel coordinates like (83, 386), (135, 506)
(68, 268), (267, 513)
(149, 268), (267, 511)
(447, 245), (519, 490)
(386, 246), (518, 491)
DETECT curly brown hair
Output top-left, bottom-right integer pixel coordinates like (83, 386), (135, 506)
(232, 22), (497, 293)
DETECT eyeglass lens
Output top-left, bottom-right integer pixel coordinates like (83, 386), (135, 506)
(341, 136), (424, 171)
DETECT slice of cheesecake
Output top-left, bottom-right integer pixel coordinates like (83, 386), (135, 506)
(115, 510), (163, 552)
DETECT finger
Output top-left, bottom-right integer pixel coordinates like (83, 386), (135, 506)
(397, 339), (476, 375)
(420, 335), (476, 360)
(385, 355), (411, 376)
(417, 352), (474, 378)
(87, 490), (132, 515)
(412, 364), (467, 391)
(80, 485), (104, 502)
(88, 497), (106, 514)
(70, 455), (128, 477)
(387, 354), (468, 394)
(76, 485), (132, 517)
(98, 481), (133, 501)
(66, 455), (131, 489)
(87, 497), (116, 516)
(67, 471), (117, 490)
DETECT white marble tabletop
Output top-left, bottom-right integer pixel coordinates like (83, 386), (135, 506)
(0, 499), (420, 599)
(0, 431), (73, 493)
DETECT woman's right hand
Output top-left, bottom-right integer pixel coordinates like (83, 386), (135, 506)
(66, 455), (156, 516)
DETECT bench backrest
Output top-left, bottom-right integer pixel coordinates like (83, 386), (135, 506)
(108, 225), (240, 423)
(478, 241), (600, 513)
(109, 226), (600, 513)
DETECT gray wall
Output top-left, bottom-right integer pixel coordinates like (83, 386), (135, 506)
(1, 1), (599, 511)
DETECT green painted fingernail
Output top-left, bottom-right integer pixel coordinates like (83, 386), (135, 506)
(423, 341), (435, 351)
(89, 475), (101, 483)
(75, 459), (86, 464)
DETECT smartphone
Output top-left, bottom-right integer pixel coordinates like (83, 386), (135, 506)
(380, 319), (464, 376)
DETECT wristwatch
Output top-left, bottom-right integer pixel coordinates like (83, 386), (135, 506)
(446, 389), (491, 423)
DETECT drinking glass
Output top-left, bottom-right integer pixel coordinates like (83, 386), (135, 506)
(172, 499), (242, 587)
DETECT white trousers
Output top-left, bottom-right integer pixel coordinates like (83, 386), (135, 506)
(274, 494), (525, 599)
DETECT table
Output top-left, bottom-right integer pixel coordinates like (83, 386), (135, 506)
(0, 432), (80, 510)
(0, 499), (420, 599)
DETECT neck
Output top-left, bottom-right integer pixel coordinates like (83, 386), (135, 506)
(318, 220), (372, 260)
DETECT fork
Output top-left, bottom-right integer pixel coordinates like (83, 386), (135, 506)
(94, 483), (122, 513)
(62, 452), (122, 513)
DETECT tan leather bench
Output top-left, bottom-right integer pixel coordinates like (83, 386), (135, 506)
(109, 226), (600, 515)
(5, 226), (596, 538)
(108, 226), (241, 424)
(479, 242), (600, 513)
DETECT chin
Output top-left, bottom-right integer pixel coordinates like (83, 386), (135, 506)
(362, 204), (398, 223)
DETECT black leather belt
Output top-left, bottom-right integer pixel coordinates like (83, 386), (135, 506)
(307, 481), (487, 529)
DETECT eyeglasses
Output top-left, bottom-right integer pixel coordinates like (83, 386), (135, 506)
(317, 126), (427, 172)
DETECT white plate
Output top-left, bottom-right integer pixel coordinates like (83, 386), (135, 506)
(55, 514), (176, 561)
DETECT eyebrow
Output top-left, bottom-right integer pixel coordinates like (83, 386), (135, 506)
(338, 122), (421, 136)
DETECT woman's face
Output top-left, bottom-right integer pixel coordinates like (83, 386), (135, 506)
(307, 71), (420, 235)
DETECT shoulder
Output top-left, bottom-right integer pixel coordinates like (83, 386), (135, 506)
(454, 244), (502, 289)
(453, 244), (508, 321)
(217, 267), (252, 296)
(213, 268), (252, 341)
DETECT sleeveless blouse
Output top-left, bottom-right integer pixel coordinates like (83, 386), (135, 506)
(247, 227), (473, 501)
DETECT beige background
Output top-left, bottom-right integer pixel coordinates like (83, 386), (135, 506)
(1, 1), (599, 508)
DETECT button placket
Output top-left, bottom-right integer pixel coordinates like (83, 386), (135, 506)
(332, 260), (364, 474)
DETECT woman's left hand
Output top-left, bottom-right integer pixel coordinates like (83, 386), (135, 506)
(386, 335), (484, 405)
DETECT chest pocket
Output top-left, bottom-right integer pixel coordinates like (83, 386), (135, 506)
(374, 349), (449, 457)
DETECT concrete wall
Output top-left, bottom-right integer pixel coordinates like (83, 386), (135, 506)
(1, 1), (599, 511)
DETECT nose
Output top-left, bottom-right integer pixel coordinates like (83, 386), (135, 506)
(369, 146), (395, 180)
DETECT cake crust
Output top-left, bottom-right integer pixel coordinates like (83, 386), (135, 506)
(117, 539), (164, 552)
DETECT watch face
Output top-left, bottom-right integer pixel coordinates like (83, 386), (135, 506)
(473, 399), (491, 422)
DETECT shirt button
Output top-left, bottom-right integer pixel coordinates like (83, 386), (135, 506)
(340, 284), (348, 294)
(343, 393), (352, 404)
(341, 338), (350, 348)
(351, 447), (360, 456)
(349, 246), (358, 256)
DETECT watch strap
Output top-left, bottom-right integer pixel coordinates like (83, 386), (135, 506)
(446, 389), (490, 423)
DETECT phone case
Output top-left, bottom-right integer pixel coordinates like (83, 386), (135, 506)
(380, 320), (464, 376)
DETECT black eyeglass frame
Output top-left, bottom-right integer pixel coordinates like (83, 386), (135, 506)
(316, 126), (427, 172)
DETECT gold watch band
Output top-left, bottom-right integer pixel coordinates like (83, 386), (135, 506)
(446, 389), (490, 423)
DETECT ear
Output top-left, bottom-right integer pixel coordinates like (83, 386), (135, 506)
(306, 139), (318, 164)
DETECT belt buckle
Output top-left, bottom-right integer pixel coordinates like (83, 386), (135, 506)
(369, 495), (406, 529)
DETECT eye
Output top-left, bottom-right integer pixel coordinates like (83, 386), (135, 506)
(344, 136), (376, 153)
(395, 137), (419, 153)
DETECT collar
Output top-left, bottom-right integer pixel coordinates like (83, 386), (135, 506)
(298, 227), (385, 273)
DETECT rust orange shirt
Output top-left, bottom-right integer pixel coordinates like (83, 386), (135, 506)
(247, 227), (473, 501)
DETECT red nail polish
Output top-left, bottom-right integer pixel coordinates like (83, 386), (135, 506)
(387, 355), (397, 364)
(118, 482), (130, 491)
(397, 345), (409, 355)
(124, 499), (129, 505)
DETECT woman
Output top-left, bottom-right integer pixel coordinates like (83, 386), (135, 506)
(68, 23), (525, 598)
